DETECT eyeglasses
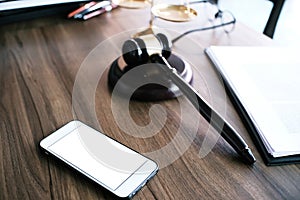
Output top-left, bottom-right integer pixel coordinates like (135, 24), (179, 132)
(171, 0), (236, 44)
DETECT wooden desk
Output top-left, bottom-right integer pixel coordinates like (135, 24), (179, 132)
(0, 6), (299, 200)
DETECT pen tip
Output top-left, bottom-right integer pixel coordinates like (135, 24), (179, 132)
(241, 148), (256, 165)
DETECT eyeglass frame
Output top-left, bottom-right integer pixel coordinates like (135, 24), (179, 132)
(171, 0), (236, 44)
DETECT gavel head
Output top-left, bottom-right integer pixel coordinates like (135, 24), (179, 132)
(122, 33), (171, 70)
(108, 32), (193, 101)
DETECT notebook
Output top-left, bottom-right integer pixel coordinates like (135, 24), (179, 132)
(205, 46), (300, 165)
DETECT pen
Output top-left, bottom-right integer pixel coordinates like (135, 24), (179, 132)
(150, 54), (256, 164)
(82, 7), (108, 20)
(68, 1), (97, 18)
(74, 0), (111, 19)
(82, 3), (117, 20)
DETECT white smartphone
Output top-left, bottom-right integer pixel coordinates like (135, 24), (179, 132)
(40, 120), (158, 198)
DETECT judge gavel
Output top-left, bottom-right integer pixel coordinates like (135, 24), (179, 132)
(118, 33), (256, 164)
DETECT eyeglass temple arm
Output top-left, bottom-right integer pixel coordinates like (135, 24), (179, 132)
(171, 19), (236, 44)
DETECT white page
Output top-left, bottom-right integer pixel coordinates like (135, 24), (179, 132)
(206, 46), (300, 157)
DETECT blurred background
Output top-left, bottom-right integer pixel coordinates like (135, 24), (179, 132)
(217, 0), (299, 46)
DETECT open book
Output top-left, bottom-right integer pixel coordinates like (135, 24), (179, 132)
(0, 0), (89, 25)
(0, 0), (88, 11)
(205, 46), (300, 165)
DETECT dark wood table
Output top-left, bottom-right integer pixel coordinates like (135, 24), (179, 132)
(1, 5), (299, 200)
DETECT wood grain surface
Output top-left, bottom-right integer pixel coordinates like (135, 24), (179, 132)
(0, 5), (299, 200)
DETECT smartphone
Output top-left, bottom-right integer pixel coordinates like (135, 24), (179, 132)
(40, 120), (158, 198)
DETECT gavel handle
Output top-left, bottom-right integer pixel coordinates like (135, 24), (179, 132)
(149, 54), (256, 165)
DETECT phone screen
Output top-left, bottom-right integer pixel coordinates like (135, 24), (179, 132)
(46, 122), (151, 191)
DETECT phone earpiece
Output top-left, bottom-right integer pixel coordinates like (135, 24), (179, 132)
(121, 33), (171, 68)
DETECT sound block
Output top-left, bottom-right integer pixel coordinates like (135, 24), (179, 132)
(108, 53), (193, 101)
